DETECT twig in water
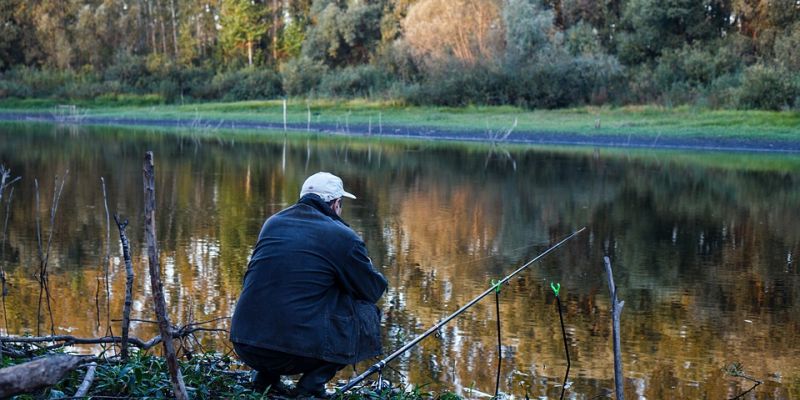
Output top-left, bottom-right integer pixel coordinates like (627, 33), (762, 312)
(100, 177), (113, 340)
(492, 280), (503, 397)
(114, 214), (135, 360)
(1, 183), (17, 335)
(724, 362), (762, 400)
(603, 256), (625, 400)
(94, 278), (102, 329)
(551, 282), (570, 400)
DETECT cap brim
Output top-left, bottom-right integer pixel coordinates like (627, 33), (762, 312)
(342, 190), (357, 199)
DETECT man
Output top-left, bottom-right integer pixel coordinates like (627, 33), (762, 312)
(230, 172), (388, 398)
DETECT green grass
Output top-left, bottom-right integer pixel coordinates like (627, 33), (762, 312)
(1, 99), (799, 142)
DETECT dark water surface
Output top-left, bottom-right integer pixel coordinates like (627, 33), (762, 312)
(1, 122), (799, 399)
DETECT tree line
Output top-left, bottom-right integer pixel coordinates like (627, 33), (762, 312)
(0, 0), (798, 110)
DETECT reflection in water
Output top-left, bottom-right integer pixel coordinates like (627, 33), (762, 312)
(0, 123), (799, 399)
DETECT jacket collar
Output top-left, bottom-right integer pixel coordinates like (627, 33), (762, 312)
(298, 194), (350, 227)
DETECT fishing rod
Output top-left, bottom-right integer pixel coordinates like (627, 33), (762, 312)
(338, 227), (587, 393)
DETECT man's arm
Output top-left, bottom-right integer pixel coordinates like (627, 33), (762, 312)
(337, 239), (388, 303)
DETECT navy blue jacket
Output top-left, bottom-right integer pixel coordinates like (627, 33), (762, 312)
(230, 194), (388, 365)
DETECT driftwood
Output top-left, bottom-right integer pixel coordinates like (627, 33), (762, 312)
(114, 214), (135, 360)
(143, 151), (189, 400)
(0, 354), (84, 398)
(73, 362), (97, 397)
(603, 256), (625, 400)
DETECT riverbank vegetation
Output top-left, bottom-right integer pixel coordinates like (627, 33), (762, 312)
(1, 1), (799, 111)
(1, 101), (799, 143)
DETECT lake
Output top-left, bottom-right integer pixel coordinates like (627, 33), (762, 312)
(0, 122), (798, 399)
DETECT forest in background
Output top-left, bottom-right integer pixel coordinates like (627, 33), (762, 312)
(0, 0), (798, 110)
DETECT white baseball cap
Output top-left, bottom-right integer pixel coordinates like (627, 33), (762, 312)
(300, 172), (357, 202)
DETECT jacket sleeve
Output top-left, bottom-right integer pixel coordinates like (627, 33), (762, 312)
(337, 239), (388, 303)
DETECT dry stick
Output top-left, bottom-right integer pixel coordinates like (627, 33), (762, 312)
(603, 256), (625, 400)
(94, 278), (102, 329)
(35, 172), (68, 337)
(307, 102), (311, 132)
(113, 214), (134, 360)
(73, 362), (97, 397)
(1, 187), (15, 335)
(0, 169), (10, 359)
(493, 286), (502, 397)
(100, 178), (112, 338)
(0, 323), (227, 350)
(142, 151), (189, 400)
(34, 178), (43, 336)
(283, 98), (288, 131)
(555, 292), (570, 400)
(729, 372), (762, 400)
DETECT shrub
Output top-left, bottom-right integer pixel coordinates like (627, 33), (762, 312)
(705, 73), (742, 109)
(0, 79), (33, 98)
(280, 57), (328, 96)
(737, 64), (796, 110)
(404, 61), (507, 107)
(209, 68), (282, 101)
(318, 65), (394, 98)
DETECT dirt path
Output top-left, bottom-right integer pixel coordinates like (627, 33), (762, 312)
(2, 112), (799, 153)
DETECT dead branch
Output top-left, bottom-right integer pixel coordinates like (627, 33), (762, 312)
(100, 177), (113, 338)
(0, 343), (26, 358)
(73, 362), (97, 397)
(0, 322), (225, 351)
(143, 151), (189, 400)
(2, 183), (17, 336)
(34, 172), (68, 337)
(0, 354), (86, 398)
(113, 214), (135, 360)
(603, 256), (625, 400)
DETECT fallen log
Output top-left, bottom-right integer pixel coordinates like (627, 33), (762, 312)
(0, 354), (84, 398)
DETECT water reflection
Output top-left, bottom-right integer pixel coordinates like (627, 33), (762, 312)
(0, 122), (799, 399)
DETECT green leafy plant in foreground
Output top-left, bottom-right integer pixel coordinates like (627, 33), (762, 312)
(5, 350), (461, 399)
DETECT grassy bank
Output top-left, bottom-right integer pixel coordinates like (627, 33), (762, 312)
(1, 99), (799, 142)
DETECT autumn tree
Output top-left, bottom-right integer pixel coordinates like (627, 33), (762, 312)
(402, 0), (504, 69)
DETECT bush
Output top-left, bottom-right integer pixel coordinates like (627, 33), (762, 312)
(705, 73), (742, 109)
(103, 53), (150, 91)
(280, 57), (328, 96)
(0, 79), (33, 98)
(737, 64), (796, 110)
(511, 54), (624, 109)
(208, 68), (283, 101)
(404, 61), (508, 107)
(318, 65), (394, 98)
(96, 93), (165, 106)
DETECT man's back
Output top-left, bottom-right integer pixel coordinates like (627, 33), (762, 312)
(230, 194), (387, 365)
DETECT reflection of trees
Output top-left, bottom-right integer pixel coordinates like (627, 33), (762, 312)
(1, 123), (799, 397)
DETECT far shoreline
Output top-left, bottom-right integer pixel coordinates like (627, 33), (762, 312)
(1, 102), (799, 153)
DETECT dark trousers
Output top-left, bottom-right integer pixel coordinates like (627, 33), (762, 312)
(233, 342), (345, 394)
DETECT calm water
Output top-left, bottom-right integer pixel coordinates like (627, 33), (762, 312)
(1, 122), (799, 399)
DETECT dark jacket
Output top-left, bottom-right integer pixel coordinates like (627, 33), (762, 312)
(230, 194), (388, 365)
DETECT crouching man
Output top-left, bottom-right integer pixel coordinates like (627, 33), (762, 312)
(230, 172), (388, 398)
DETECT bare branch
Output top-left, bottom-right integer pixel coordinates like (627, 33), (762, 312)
(603, 256), (625, 400)
(113, 213), (135, 360)
(143, 152), (188, 400)
(73, 362), (97, 397)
